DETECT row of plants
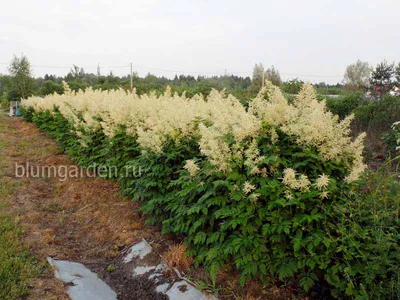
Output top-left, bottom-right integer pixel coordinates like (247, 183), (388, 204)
(22, 82), (399, 298)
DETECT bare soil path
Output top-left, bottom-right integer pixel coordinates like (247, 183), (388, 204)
(0, 112), (171, 299)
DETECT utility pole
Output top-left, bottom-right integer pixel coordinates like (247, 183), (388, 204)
(130, 62), (133, 91)
(262, 71), (265, 87)
(97, 63), (100, 81)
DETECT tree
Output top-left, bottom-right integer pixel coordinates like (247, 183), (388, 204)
(370, 60), (395, 97)
(40, 80), (63, 95)
(97, 64), (101, 78)
(0, 75), (12, 100)
(249, 63), (264, 94)
(395, 62), (400, 86)
(265, 65), (282, 87)
(44, 74), (56, 82)
(343, 59), (371, 90)
(67, 65), (85, 80)
(8, 54), (35, 100)
(282, 78), (304, 94)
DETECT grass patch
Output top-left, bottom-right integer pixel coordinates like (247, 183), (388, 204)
(0, 112), (41, 299)
(0, 134), (10, 177)
(0, 180), (20, 197)
(0, 202), (40, 299)
(19, 140), (30, 148)
(0, 139), (7, 177)
(0, 111), (8, 131)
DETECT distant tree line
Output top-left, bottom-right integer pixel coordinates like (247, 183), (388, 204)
(2, 55), (399, 109)
(1, 55), (256, 105)
(343, 59), (400, 97)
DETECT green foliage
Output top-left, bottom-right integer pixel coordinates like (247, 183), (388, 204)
(343, 59), (371, 90)
(7, 54), (35, 100)
(282, 79), (304, 94)
(353, 94), (400, 132)
(325, 92), (366, 119)
(381, 129), (399, 154)
(315, 86), (344, 96)
(370, 60), (396, 98)
(382, 122), (400, 154)
(265, 65), (282, 87)
(249, 63), (264, 94)
(396, 62), (400, 85)
(0, 75), (11, 104)
(39, 80), (64, 95)
(1, 55), (254, 103)
(21, 107), (35, 122)
(249, 64), (282, 95)
(394, 122), (400, 149)
(66, 80), (88, 92)
(0, 98), (9, 110)
(325, 92), (400, 158)
(336, 162), (400, 299)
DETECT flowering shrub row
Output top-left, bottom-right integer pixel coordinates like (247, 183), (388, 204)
(24, 82), (366, 181)
(22, 82), (399, 298)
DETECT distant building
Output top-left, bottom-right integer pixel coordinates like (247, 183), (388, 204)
(390, 86), (400, 96)
(9, 101), (21, 116)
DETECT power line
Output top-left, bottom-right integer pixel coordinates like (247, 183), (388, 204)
(0, 62), (129, 69)
(131, 65), (234, 76)
(280, 72), (342, 78)
(31, 65), (129, 69)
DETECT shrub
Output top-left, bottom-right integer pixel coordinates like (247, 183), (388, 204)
(392, 121), (400, 151)
(325, 92), (365, 120)
(382, 121), (400, 154)
(341, 162), (399, 299)
(21, 81), (399, 298)
(353, 94), (400, 132)
(315, 86), (344, 96)
(0, 98), (9, 110)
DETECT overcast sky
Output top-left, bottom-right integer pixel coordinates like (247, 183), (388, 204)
(1, 0), (399, 84)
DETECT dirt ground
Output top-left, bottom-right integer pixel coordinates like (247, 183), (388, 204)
(0, 112), (297, 300)
(0, 112), (172, 299)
